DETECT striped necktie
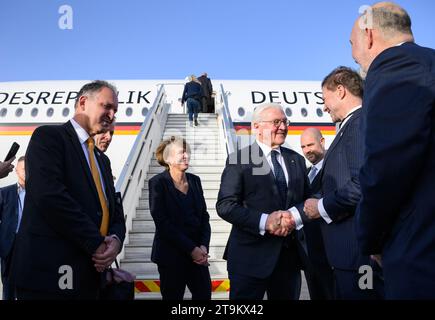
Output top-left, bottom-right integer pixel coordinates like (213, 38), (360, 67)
(271, 150), (288, 204)
(86, 137), (109, 236)
(308, 166), (318, 184)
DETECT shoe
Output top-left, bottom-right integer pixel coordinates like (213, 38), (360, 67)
(194, 119), (199, 126)
(189, 121), (193, 127)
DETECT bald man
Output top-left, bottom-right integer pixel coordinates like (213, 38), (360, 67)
(298, 128), (334, 300)
(351, 2), (435, 299)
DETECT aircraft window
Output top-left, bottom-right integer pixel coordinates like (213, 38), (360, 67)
(47, 108), (54, 117)
(0, 108), (7, 117)
(142, 107), (148, 116)
(285, 108), (292, 117)
(316, 108), (323, 117)
(301, 108), (308, 117)
(31, 108), (39, 117)
(237, 107), (245, 117)
(15, 108), (23, 117)
(126, 107), (133, 117)
(62, 108), (70, 117)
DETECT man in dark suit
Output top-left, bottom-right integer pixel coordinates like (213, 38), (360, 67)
(216, 103), (311, 300)
(298, 128), (334, 300)
(0, 156), (25, 300)
(351, 3), (435, 299)
(11, 80), (126, 299)
(197, 72), (213, 113)
(304, 67), (383, 299)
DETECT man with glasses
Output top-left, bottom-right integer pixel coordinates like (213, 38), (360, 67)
(217, 103), (310, 300)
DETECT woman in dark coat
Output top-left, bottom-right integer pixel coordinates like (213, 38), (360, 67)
(148, 136), (211, 300)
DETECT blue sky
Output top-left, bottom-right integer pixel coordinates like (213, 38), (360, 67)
(1, 0), (434, 82)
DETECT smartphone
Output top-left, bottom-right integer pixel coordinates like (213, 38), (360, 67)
(4, 142), (20, 162)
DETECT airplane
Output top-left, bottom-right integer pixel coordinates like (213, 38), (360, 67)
(0, 79), (336, 187)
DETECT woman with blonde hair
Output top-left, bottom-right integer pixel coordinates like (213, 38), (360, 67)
(148, 136), (211, 300)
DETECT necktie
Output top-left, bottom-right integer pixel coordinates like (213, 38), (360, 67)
(308, 166), (318, 184)
(86, 137), (109, 236)
(270, 150), (288, 204)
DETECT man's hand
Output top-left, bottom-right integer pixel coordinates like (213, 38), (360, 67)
(0, 158), (15, 179)
(191, 246), (209, 266)
(279, 211), (296, 231)
(266, 211), (295, 237)
(92, 236), (121, 272)
(304, 198), (321, 219)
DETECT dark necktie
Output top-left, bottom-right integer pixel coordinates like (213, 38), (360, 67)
(271, 150), (288, 204)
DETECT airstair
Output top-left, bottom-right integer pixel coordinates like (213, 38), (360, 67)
(116, 84), (237, 299)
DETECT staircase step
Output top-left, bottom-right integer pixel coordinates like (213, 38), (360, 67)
(135, 209), (222, 220)
(124, 245), (226, 260)
(147, 166), (223, 174)
(128, 232), (229, 246)
(135, 291), (229, 300)
(149, 160), (225, 168)
(146, 173), (222, 181)
(121, 259), (228, 277)
(138, 198), (220, 209)
(131, 220), (231, 233)
(141, 189), (219, 199)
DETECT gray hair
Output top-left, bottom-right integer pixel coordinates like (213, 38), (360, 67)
(251, 103), (285, 127)
(363, 2), (413, 40)
(74, 80), (117, 108)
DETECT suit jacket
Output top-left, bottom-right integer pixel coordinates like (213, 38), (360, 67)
(197, 75), (213, 99)
(298, 166), (330, 270)
(148, 170), (211, 266)
(0, 184), (19, 277)
(11, 121), (126, 298)
(356, 42), (435, 298)
(216, 142), (310, 279)
(319, 108), (370, 270)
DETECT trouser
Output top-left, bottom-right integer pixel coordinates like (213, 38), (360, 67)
(186, 98), (200, 122)
(158, 261), (211, 300)
(229, 246), (301, 300)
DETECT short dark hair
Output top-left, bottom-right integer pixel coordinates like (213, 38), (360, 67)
(74, 80), (117, 109)
(17, 156), (25, 162)
(155, 136), (190, 170)
(321, 66), (363, 98)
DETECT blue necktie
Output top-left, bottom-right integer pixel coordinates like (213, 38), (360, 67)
(271, 150), (288, 204)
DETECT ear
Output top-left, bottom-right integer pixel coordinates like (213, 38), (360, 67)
(365, 28), (374, 49)
(336, 85), (346, 100)
(320, 137), (325, 148)
(78, 95), (87, 111)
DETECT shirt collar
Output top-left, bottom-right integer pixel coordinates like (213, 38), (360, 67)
(70, 118), (90, 145)
(256, 139), (281, 158)
(313, 159), (324, 171)
(340, 105), (362, 128)
(17, 183), (25, 193)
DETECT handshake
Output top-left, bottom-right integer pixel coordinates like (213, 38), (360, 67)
(266, 210), (296, 237)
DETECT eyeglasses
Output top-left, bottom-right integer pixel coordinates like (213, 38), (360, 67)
(260, 119), (291, 127)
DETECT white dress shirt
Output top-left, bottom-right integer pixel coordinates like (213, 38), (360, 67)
(70, 118), (107, 201)
(255, 140), (304, 235)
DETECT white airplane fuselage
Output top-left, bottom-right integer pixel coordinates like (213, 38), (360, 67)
(0, 80), (336, 186)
